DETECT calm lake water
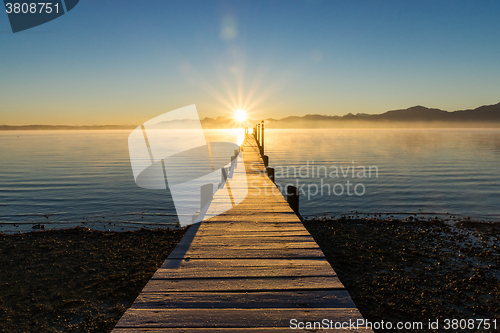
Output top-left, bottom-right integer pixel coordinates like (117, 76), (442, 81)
(1, 129), (499, 233)
(265, 129), (500, 222)
(0, 130), (241, 233)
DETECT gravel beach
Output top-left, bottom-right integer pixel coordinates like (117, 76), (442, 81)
(2, 219), (499, 332)
(0, 227), (187, 333)
(304, 218), (500, 332)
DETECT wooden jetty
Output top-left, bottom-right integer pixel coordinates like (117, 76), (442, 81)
(113, 131), (372, 332)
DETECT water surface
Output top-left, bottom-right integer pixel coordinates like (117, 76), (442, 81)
(0, 130), (241, 233)
(1, 128), (499, 233)
(265, 129), (500, 221)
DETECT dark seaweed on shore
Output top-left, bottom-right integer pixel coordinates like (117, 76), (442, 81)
(0, 227), (187, 333)
(2, 219), (499, 333)
(303, 218), (500, 333)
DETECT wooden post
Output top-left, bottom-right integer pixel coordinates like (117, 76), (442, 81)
(257, 123), (260, 146)
(200, 183), (213, 210)
(263, 155), (269, 167)
(286, 185), (299, 215)
(232, 149), (239, 169)
(266, 167), (275, 183)
(260, 120), (264, 156)
(230, 157), (237, 177)
(221, 167), (228, 182)
(229, 151), (237, 177)
(219, 167), (229, 188)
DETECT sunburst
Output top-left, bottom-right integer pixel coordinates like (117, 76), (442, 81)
(234, 109), (246, 122)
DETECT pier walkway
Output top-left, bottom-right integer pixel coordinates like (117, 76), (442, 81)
(113, 135), (372, 332)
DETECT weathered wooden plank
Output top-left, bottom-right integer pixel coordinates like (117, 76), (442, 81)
(160, 258), (331, 268)
(192, 231), (312, 238)
(197, 221), (306, 230)
(168, 247), (325, 259)
(159, 257), (333, 270)
(130, 290), (355, 309)
(175, 224), (310, 248)
(210, 196), (288, 202)
(189, 236), (317, 245)
(214, 205), (293, 212)
(198, 224), (308, 230)
(154, 260), (335, 279)
(142, 276), (344, 292)
(206, 214), (298, 221)
(184, 244), (320, 251)
(209, 201), (292, 209)
(195, 227), (308, 233)
(152, 266), (334, 279)
(171, 242), (320, 252)
(168, 246), (321, 259)
(202, 217), (302, 223)
(204, 216), (302, 223)
(114, 308), (366, 328)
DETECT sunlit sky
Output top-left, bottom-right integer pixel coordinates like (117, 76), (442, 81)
(1, 0), (500, 125)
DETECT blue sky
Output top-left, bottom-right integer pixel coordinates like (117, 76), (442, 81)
(1, 0), (500, 125)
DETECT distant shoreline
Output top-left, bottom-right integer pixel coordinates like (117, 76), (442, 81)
(2, 101), (500, 130)
(2, 122), (500, 130)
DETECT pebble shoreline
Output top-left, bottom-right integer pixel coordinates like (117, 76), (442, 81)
(0, 227), (187, 333)
(304, 218), (500, 333)
(1, 219), (499, 332)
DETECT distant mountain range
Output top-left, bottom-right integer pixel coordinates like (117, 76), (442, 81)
(2, 102), (500, 130)
(263, 102), (500, 128)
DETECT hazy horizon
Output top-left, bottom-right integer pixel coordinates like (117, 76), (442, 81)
(2, 101), (499, 128)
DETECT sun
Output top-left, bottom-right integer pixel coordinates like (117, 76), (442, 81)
(234, 109), (247, 122)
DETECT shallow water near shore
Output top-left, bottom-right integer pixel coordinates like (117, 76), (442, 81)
(1, 128), (499, 233)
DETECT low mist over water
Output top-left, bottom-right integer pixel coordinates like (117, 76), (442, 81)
(0, 130), (242, 233)
(1, 128), (499, 233)
(265, 129), (500, 221)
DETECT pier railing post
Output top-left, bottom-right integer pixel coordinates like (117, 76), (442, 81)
(260, 120), (264, 156)
(286, 185), (299, 215)
(219, 167), (228, 189)
(262, 155), (269, 167)
(200, 183), (214, 210)
(266, 167), (275, 183)
(257, 123), (261, 146)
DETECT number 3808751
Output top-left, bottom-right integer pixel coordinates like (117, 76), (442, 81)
(5, 3), (59, 14)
